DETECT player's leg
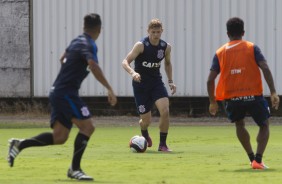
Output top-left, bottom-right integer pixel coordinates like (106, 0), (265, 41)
(225, 100), (255, 163)
(67, 117), (95, 180)
(249, 96), (270, 169)
(133, 84), (153, 147)
(256, 120), (269, 160)
(151, 82), (170, 152)
(234, 119), (254, 162)
(8, 121), (69, 167)
(140, 112), (153, 147)
(155, 97), (171, 152)
(71, 117), (95, 170)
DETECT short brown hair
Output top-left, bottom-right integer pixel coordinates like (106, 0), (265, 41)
(148, 18), (162, 29)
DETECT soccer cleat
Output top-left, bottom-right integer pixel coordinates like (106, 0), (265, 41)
(8, 138), (21, 167)
(158, 145), (172, 152)
(251, 160), (269, 170)
(146, 136), (152, 147)
(67, 168), (94, 181)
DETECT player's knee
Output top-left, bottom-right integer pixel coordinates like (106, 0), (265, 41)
(80, 120), (95, 136)
(235, 120), (245, 128)
(53, 133), (69, 144)
(159, 107), (169, 117)
(87, 124), (95, 134)
(140, 119), (151, 127)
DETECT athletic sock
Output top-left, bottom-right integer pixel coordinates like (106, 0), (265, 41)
(141, 129), (149, 139)
(255, 154), (263, 163)
(18, 132), (54, 151)
(72, 133), (90, 171)
(160, 132), (168, 146)
(248, 152), (255, 162)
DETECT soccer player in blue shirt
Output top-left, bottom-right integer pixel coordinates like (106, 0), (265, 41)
(8, 13), (117, 180)
(122, 18), (176, 152)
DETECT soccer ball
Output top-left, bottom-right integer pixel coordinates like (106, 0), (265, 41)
(129, 135), (148, 153)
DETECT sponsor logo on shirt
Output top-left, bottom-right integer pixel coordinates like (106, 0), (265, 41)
(157, 49), (164, 59)
(225, 42), (242, 50)
(142, 61), (161, 68)
(230, 95), (255, 101)
(230, 69), (242, 75)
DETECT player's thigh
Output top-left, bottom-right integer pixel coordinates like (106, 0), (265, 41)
(52, 121), (71, 144)
(155, 97), (169, 115)
(133, 88), (152, 114)
(49, 93), (74, 129)
(65, 94), (92, 120)
(225, 101), (247, 122)
(248, 98), (270, 126)
(152, 83), (168, 102)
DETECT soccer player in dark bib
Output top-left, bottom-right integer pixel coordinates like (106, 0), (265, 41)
(8, 13), (117, 180)
(122, 19), (176, 152)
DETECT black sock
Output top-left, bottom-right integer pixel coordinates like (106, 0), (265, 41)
(248, 152), (255, 162)
(18, 133), (54, 151)
(141, 129), (149, 139)
(72, 133), (89, 170)
(255, 154), (262, 163)
(160, 132), (168, 146)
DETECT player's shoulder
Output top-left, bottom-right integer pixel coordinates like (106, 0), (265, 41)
(134, 41), (144, 50)
(166, 42), (171, 49)
(71, 34), (89, 45)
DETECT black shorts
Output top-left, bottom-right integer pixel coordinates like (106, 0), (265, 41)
(133, 81), (168, 114)
(49, 91), (92, 129)
(225, 95), (270, 126)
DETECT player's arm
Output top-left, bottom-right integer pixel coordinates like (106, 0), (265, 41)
(258, 60), (280, 109)
(122, 42), (143, 82)
(207, 54), (220, 115)
(207, 70), (219, 115)
(254, 45), (279, 109)
(88, 59), (117, 106)
(164, 44), (176, 95)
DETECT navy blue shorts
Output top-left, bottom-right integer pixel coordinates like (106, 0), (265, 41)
(49, 91), (92, 129)
(224, 95), (270, 126)
(133, 81), (168, 114)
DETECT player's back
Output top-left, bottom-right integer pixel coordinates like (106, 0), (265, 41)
(52, 34), (93, 92)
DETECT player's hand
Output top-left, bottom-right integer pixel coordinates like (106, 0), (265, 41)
(168, 82), (176, 95)
(132, 72), (141, 83)
(107, 89), (117, 106)
(270, 92), (280, 110)
(209, 101), (218, 116)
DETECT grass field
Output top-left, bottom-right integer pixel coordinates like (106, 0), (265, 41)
(1, 118), (282, 184)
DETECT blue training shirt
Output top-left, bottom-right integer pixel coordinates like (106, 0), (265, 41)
(134, 37), (167, 82)
(52, 33), (98, 92)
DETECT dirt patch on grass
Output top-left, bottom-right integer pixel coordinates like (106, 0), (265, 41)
(1, 114), (281, 128)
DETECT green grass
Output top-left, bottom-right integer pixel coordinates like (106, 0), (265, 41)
(1, 124), (282, 184)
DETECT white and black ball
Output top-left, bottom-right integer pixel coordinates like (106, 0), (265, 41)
(129, 135), (148, 153)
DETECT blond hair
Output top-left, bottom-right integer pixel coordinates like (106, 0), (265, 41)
(148, 18), (163, 29)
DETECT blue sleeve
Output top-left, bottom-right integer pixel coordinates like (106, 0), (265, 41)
(91, 42), (99, 63)
(210, 54), (220, 73)
(254, 45), (266, 64)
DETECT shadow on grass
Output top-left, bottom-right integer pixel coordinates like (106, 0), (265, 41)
(219, 168), (277, 173)
(145, 150), (184, 154)
(57, 179), (125, 183)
